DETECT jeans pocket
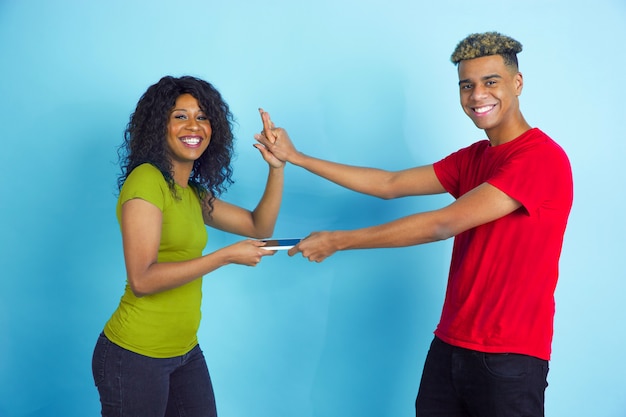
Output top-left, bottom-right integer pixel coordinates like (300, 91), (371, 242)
(482, 353), (529, 379)
(92, 333), (110, 386)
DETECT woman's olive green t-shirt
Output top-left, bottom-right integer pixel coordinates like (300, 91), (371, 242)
(104, 163), (208, 358)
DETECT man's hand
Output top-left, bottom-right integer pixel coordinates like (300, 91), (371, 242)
(288, 231), (339, 262)
(254, 112), (300, 165)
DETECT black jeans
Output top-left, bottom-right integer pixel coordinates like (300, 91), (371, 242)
(416, 337), (549, 417)
(92, 333), (218, 417)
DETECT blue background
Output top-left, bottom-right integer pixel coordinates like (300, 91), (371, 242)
(1, 0), (625, 416)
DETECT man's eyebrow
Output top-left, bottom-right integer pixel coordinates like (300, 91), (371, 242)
(458, 73), (503, 86)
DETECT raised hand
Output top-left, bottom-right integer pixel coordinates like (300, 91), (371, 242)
(253, 111), (299, 165)
(253, 108), (284, 169)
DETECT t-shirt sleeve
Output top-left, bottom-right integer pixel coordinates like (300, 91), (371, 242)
(487, 154), (540, 215)
(118, 164), (167, 211)
(433, 136), (572, 217)
(433, 142), (482, 199)
(433, 151), (463, 198)
(489, 140), (572, 216)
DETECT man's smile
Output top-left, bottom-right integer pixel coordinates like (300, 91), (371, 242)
(472, 104), (496, 115)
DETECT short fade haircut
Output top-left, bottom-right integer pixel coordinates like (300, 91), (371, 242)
(450, 31), (522, 70)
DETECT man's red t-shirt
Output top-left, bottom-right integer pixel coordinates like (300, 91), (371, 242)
(432, 128), (573, 360)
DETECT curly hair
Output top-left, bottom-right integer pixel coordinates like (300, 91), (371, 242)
(451, 31), (523, 70)
(117, 75), (235, 216)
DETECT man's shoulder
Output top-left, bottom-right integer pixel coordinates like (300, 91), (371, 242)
(521, 128), (569, 158)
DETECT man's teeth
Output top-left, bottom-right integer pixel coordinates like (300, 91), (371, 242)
(181, 137), (200, 145)
(474, 105), (493, 114)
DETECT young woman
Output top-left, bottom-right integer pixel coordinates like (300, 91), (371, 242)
(92, 75), (283, 417)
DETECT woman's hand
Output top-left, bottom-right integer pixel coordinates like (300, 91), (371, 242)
(253, 108), (284, 169)
(220, 239), (276, 266)
(253, 109), (302, 165)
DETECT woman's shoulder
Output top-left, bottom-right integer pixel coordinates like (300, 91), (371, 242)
(119, 163), (169, 208)
(129, 163), (161, 177)
(125, 163), (166, 185)
(122, 163), (168, 192)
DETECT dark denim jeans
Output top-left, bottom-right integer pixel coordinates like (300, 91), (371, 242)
(92, 332), (217, 417)
(415, 337), (549, 417)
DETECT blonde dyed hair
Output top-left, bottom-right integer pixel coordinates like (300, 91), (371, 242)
(451, 31), (522, 70)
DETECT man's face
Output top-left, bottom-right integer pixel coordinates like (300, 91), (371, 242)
(457, 55), (523, 133)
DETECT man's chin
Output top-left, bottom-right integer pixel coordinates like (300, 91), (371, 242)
(469, 117), (494, 131)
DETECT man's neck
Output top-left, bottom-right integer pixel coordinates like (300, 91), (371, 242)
(486, 116), (532, 146)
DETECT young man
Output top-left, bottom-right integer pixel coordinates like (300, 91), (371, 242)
(256, 31), (573, 417)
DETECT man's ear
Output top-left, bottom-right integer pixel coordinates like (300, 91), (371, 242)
(515, 72), (524, 96)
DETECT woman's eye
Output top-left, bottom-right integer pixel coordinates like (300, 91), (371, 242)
(174, 114), (187, 120)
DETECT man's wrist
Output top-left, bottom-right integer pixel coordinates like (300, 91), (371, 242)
(289, 151), (307, 167)
(330, 230), (350, 252)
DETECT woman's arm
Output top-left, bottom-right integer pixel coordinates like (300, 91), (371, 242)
(205, 109), (285, 238)
(121, 198), (274, 297)
(205, 165), (283, 238)
(121, 110), (284, 297)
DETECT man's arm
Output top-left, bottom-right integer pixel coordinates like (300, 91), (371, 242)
(289, 181), (522, 262)
(255, 126), (446, 198)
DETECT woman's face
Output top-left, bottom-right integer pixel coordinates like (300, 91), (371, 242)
(166, 93), (212, 166)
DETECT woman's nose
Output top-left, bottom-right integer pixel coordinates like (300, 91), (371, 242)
(186, 119), (200, 131)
